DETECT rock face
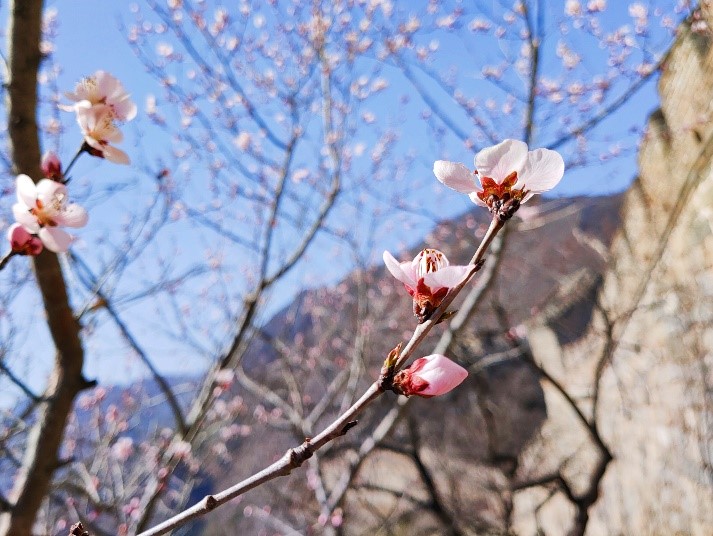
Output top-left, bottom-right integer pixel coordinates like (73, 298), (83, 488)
(516, 11), (713, 535)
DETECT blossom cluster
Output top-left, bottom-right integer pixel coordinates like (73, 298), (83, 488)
(7, 71), (135, 255)
(382, 139), (564, 398)
(62, 70), (137, 164)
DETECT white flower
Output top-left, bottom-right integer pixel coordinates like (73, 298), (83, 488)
(12, 174), (88, 252)
(433, 139), (564, 210)
(383, 248), (473, 322)
(76, 103), (130, 165)
(64, 70), (137, 122)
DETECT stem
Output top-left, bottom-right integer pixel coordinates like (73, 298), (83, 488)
(0, 251), (17, 271)
(393, 215), (503, 371)
(137, 215), (509, 536)
(62, 142), (87, 181)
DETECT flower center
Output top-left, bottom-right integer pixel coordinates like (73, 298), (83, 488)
(416, 248), (448, 279)
(476, 170), (527, 206)
(30, 194), (65, 227)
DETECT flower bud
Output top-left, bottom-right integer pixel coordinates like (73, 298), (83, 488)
(7, 223), (43, 256)
(392, 354), (468, 398)
(41, 151), (63, 181)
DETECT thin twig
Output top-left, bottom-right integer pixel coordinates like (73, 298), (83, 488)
(0, 251), (16, 271)
(137, 216), (506, 535)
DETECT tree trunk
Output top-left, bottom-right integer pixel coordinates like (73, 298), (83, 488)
(0, 1), (90, 534)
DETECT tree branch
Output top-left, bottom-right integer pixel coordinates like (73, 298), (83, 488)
(137, 214), (506, 535)
(0, 2), (92, 534)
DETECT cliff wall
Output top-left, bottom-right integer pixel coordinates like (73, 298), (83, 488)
(520, 7), (713, 534)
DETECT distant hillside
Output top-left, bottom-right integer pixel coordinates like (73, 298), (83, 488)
(198, 193), (624, 535)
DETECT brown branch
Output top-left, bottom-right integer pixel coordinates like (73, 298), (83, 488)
(137, 214), (506, 535)
(546, 41), (674, 151)
(406, 419), (464, 536)
(137, 382), (381, 536)
(0, 251), (17, 271)
(522, 0), (542, 145)
(325, 218), (509, 513)
(147, 0), (288, 151)
(0, 2), (93, 535)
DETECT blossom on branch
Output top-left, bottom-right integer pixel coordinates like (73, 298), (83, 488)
(7, 223), (43, 256)
(383, 248), (472, 323)
(41, 151), (63, 181)
(433, 139), (564, 219)
(12, 174), (88, 252)
(62, 71), (136, 165)
(76, 103), (130, 164)
(63, 70), (137, 122)
(392, 354), (468, 397)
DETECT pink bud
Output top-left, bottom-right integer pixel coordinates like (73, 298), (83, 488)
(393, 354), (468, 398)
(41, 151), (63, 181)
(7, 223), (43, 256)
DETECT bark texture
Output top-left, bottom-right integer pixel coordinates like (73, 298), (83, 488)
(0, 1), (89, 534)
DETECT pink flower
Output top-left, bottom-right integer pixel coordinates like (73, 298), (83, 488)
(41, 151), (63, 181)
(7, 223), (43, 256)
(393, 354), (468, 398)
(63, 70), (137, 122)
(111, 437), (134, 462)
(76, 103), (130, 164)
(12, 174), (88, 252)
(433, 139), (564, 213)
(383, 248), (472, 323)
(214, 369), (235, 389)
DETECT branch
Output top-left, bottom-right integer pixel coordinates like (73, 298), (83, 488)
(0, 251), (16, 271)
(0, 2), (92, 534)
(134, 47), (345, 528)
(0, 495), (9, 513)
(406, 419), (464, 536)
(137, 382), (380, 536)
(545, 44), (674, 151)
(0, 359), (41, 402)
(521, 0), (542, 145)
(325, 218), (510, 512)
(69, 252), (188, 435)
(137, 215), (507, 535)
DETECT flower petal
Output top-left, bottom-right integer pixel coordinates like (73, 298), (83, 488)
(36, 179), (65, 197)
(16, 174), (37, 208)
(383, 250), (417, 289)
(423, 265), (472, 290)
(38, 227), (73, 252)
(516, 148), (565, 193)
(413, 354), (468, 397)
(102, 145), (131, 165)
(12, 203), (40, 232)
(475, 139), (528, 183)
(114, 98), (138, 122)
(56, 203), (89, 228)
(433, 161), (477, 193)
(36, 179), (67, 212)
(467, 191), (487, 207)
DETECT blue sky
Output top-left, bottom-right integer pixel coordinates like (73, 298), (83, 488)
(0, 0), (686, 405)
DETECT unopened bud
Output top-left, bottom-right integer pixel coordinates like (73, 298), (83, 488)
(392, 354), (468, 398)
(41, 151), (63, 181)
(8, 224), (43, 256)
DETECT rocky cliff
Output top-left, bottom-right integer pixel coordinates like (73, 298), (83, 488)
(517, 7), (713, 535)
